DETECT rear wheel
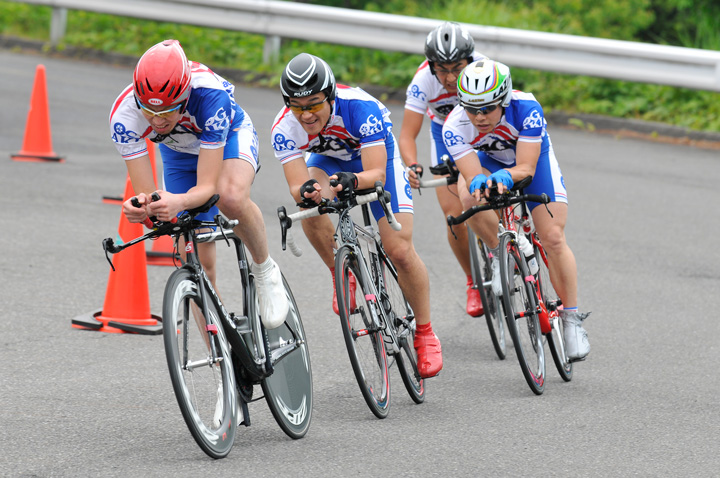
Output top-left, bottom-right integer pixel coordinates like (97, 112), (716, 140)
(468, 227), (507, 360)
(336, 246), (390, 419)
(534, 241), (572, 382)
(261, 274), (313, 438)
(499, 234), (545, 395)
(163, 269), (237, 459)
(379, 255), (424, 404)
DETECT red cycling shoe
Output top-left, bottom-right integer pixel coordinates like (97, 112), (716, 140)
(414, 330), (443, 378)
(466, 277), (484, 317)
(332, 269), (357, 315)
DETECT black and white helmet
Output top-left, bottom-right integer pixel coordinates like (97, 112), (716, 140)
(425, 22), (475, 65)
(280, 53), (336, 106)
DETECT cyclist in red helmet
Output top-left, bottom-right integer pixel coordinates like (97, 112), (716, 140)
(109, 39), (289, 330)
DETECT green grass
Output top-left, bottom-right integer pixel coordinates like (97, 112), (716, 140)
(1, 1), (718, 132)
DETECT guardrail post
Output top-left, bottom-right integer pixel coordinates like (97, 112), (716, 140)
(50, 7), (68, 47)
(263, 35), (281, 65)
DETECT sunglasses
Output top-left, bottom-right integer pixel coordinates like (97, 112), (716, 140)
(435, 66), (465, 76)
(137, 100), (185, 118)
(288, 97), (328, 114)
(463, 103), (501, 116)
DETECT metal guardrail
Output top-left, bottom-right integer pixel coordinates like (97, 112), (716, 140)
(9, 0), (720, 92)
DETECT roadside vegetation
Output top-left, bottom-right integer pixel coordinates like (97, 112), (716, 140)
(1, 0), (718, 131)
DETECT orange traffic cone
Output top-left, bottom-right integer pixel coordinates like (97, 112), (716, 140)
(72, 175), (162, 334)
(11, 64), (64, 163)
(145, 139), (179, 266)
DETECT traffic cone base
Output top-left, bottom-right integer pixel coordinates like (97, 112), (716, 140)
(11, 64), (64, 163)
(11, 153), (64, 163)
(73, 175), (163, 335)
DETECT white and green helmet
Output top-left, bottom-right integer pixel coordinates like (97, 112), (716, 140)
(457, 59), (513, 108)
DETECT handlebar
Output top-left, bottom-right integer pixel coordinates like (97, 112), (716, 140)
(103, 194), (234, 269)
(278, 181), (401, 257)
(447, 191), (550, 226)
(415, 154), (459, 189)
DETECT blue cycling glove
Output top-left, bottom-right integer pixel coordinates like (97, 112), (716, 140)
(468, 174), (488, 194)
(488, 169), (514, 189)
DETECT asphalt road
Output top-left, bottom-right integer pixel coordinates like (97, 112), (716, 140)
(1, 49), (719, 477)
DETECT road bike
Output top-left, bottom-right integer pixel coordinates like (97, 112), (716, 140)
(415, 156), (507, 360)
(277, 182), (424, 419)
(102, 194), (312, 458)
(448, 177), (573, 395)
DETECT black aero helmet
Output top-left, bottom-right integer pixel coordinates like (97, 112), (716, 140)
(280, 53), (336, 106)
(425, 22), (475, 66)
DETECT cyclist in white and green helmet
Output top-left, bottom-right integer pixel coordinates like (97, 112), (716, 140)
(443, 59), (591, 362)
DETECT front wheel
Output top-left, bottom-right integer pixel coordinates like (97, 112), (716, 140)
(499, 235), (545, 395)
(468, 227), (507, 360)
(261, 274), (313, 439)
(162, 269), (237, 459)
(534, 241), (572, 382)
(336, 245), (390, 419)
(379, 255), (424, 404)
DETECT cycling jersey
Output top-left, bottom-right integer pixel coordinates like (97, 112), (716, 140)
(109, 62), (257, 167)
(271, 85), (413, 219)
(109, 62), (259, 221)
(404, 51), (486, 126)
(442, 90), (567, 208)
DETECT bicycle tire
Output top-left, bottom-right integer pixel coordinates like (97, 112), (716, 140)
(468, 227), (507, 360)
(336, 245), (390, 419)
(499, 234), (545, 395)
(534, 242), (573, 382)
(261, 273), (314, 439)
(379, 255), (424, 404)
(162, 268), (237, 459)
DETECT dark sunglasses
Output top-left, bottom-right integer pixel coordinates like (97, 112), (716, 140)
(463, 103), (501, 116)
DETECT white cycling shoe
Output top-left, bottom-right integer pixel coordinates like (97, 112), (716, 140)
(562, 310), (591, 361)
(252, 257), (289, 330)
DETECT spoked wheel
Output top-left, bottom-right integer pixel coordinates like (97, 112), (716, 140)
(468, 226), (507, 360)
(336, 246), (390, 419)
(261, 274), (313, 438)
(534, 241), (573, 382)
(499, 234), (545, 395)
(379, 256), (424, 404)
(163, 269), (237, 459)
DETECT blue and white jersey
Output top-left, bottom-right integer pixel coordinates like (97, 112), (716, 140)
(442, 90), (550, 166)
(109, 62), (248, 160)
(404, 51), (485, 126)
(271, 85), (393, 165)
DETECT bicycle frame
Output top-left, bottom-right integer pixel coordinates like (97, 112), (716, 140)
(336, 202), (404, 356)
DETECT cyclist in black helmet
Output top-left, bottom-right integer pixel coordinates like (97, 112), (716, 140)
(272, 53), (443, 378)
(399, 22), (488, 318)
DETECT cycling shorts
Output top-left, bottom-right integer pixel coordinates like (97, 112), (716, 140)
(430, 121), (453, 168)
(478, 141), (567, 211)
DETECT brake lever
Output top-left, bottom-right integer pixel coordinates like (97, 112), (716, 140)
(102, 238), (117, 271)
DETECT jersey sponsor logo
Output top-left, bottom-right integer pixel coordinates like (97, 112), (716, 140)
(435, 104), (454, 117)
(112, 122), (143, 144)
(307, 133), (359, 155)
(443, 130), (464, 147)
(474, 135), (514, 153)
(273, 133), (297, 152)
(359, 114), (384, 136)
(523, 109), (544, 129)
(409, 85), (427, 101)
(205, 107), (230, 131)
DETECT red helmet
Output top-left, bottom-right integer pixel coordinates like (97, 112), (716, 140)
(133, 39), (191, 108)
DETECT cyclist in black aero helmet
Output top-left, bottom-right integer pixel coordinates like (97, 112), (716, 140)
(272, 53), (443, 378)
(399, 22), (489, 318)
